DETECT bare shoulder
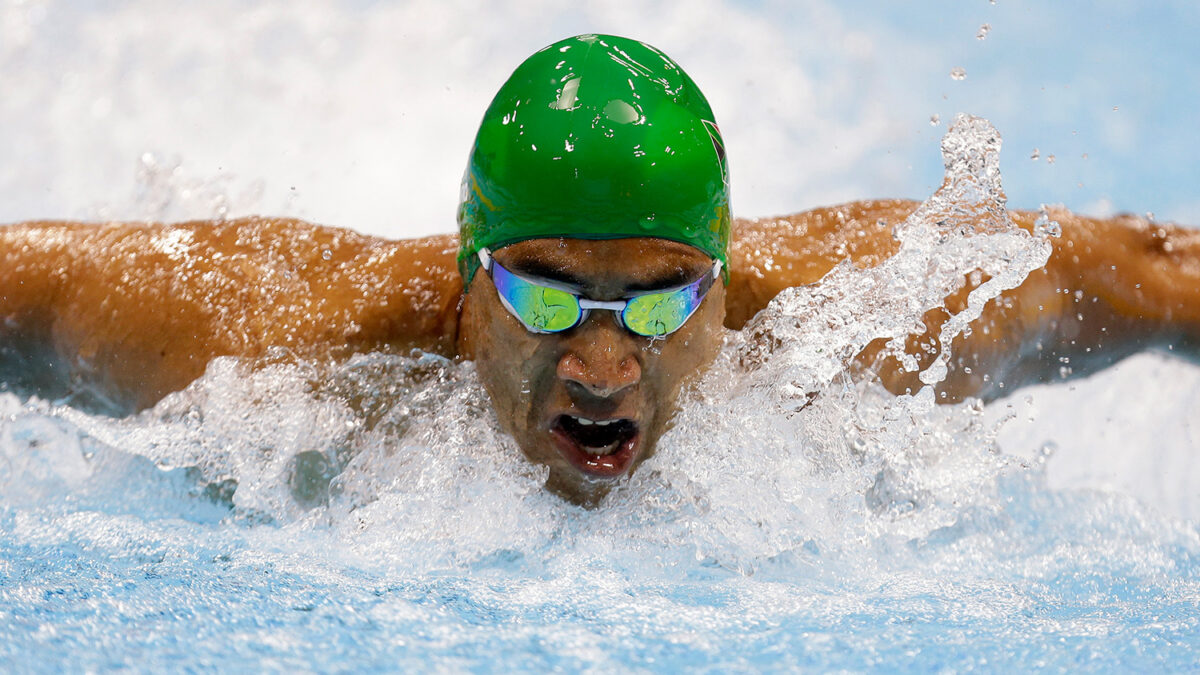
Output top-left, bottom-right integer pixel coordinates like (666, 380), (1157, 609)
(725, 199), (918, 328)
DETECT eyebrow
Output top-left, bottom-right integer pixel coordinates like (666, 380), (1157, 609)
(507, 259), (587, 287)
(506, 257), (708, 293)
(624, 267), (700, 291)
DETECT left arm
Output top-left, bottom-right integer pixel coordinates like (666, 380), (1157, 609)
(725, 201), (1200, 402)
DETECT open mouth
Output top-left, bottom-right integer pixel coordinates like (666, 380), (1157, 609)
(550, 414), (641, 478)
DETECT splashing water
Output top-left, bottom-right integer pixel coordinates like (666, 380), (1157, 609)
(2, 117), (1199, 671)
(85, 153), (268, 224)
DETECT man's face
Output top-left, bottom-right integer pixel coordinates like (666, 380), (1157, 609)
(459, 237), (726, 504)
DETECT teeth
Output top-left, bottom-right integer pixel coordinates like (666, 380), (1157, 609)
(570, 416), (618, 426)
(563, 416), (627, 456)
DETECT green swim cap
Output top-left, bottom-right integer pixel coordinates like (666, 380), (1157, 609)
(457, 34), (731, 286)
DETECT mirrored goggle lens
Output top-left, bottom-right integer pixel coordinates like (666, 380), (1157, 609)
(491, 262), (582, 333)
(621, 285), (703, 337)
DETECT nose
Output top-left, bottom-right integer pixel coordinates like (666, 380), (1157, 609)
(556, 321), (642, 399)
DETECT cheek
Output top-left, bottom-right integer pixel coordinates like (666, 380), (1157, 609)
(643, 300), (726, 397)
(463, 291), (556, 429)
(633, 325), (720, 458)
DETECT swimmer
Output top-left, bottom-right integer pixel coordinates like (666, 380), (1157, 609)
(2, 34), (1198, 503)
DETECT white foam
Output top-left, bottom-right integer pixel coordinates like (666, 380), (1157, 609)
(990, 351), (1200, 521)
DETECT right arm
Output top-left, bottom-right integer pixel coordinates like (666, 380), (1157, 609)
(0, 218), (463, 413)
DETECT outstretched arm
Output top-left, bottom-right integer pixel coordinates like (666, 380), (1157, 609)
(921, 207), (1200, 401)
(0, 218), (463, 413)
(725, 200), (1200, 402)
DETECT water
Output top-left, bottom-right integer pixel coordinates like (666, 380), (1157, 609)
(3, 114), (1199, 671)
(4, 2), (1200, 669)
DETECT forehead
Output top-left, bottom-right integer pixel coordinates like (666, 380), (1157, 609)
(493, 238), (712, 291)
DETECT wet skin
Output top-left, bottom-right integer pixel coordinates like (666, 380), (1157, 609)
(3, 202), (1199, 504)
(457, 238), (726, 503)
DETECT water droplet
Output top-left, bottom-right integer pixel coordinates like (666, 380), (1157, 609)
(929, 114), (941, 126)
(1038, 440), (1058, 463)
(976, 23), (991, 40)
(949, 67), (967, 81)
(1030, 148), (1040, 161)
(1034, 207), (1061, 239)
(321, 249), (332, 261)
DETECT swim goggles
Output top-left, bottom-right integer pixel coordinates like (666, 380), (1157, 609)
(477, 248), (721, 337)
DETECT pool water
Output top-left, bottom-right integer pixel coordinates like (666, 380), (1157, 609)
(2, 116), (1198, 671)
